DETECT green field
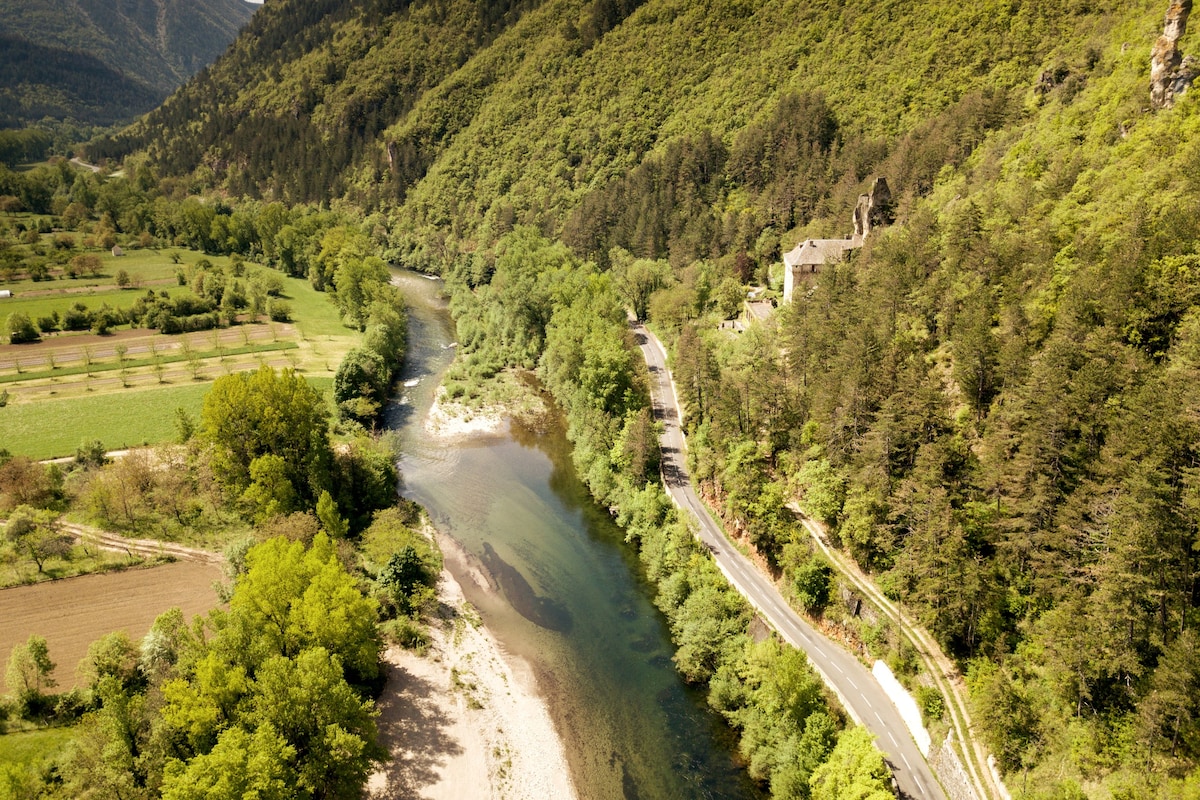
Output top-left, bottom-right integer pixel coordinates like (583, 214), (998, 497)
(1, 246), (236, 295)
(0, 239), (353, 457)
(0, 384), (212, 458)
(2, 249), (349, 337)
(0, 726), (75, 767)
(280, 274), (350, 338)
(0, 377), (335, 459)
(0, 285), (189, 331)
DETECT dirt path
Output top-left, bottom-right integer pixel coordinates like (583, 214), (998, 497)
(60, 520), (225, 565)
(0, 323), (298, 372)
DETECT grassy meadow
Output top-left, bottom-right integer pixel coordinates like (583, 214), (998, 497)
(0, 726), (75, 766)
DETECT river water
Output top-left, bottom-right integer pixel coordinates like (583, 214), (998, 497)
(384, 270), (762, 800)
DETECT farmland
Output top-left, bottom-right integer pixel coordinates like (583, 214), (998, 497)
(0, 560), (223, 689)
(0, 240), (356, 458)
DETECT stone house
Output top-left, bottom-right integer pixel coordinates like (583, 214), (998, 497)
(781, 176), (892, 302)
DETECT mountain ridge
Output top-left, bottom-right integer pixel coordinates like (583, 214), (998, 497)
(0, 0), (255, 124)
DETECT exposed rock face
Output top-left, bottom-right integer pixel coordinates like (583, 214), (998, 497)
(853, 176), (894, 239)
(1151, 0), (1196, 109)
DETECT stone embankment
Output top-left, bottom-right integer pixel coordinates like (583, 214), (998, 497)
(788, 502), (1005, 800)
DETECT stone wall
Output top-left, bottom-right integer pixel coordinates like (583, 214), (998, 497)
(929, 731), (979, 800)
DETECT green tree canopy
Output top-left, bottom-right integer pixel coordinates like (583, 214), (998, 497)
(809, 727), (893, 800)
(200, 366), (333, 505)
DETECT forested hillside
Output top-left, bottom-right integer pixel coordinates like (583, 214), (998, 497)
(82, 0), (1200, 796)
(0, 0), (254, 125)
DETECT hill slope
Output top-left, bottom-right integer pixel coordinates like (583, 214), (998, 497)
(0, 0), (255, 124)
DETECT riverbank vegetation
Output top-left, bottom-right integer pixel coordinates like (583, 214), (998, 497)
(11, 0), (1197, 795)
(1, 368), (441, 797)
(444, 226), (891, 799)
(0, 534), (395, 800)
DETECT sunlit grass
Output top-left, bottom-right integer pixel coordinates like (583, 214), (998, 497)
(0, 726), (76, 767)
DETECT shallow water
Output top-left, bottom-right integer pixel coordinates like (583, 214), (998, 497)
(384, 270), (762, 800)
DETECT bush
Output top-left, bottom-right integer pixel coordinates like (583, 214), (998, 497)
(7, 312), (40, 344)
(792, 555), (833, 614)
(75, 439), (108, 468)
(267, 299), (291, 322)
(53, 687), (91, 722)
(916, 685), (945, 723)
(62, 304), (91, 331)
(379, 617), (431, 652)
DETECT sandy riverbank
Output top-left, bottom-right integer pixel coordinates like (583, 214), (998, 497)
(423, 386), (507, 439)
(366, 523), (577, 800)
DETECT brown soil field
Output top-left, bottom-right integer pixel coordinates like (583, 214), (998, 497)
(0, 561), (222, 689)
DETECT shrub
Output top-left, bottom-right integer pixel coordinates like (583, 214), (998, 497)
(75, 439), (108, 468)
(267, 299), (291, 322)
(916, 685), (945, 723)
(7, 312), (39, 344)
(792, 555), (833, 614)
(62, 304), (91, 331)
(379, 617), (431, 653)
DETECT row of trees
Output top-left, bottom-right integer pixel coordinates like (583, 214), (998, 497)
(0, 129), (51, 168)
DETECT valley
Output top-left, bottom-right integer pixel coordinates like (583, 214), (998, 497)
(3, 0), (1200, 798)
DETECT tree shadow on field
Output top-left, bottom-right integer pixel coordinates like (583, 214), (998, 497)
(369, 659), (464, 799)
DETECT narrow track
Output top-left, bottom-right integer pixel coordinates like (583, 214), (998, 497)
(60, 521), (225, 565)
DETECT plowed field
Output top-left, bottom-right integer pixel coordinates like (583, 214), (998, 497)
(0, 561), (222, 688)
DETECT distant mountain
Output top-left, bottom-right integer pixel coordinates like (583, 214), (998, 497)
(0, 0), (256, 125)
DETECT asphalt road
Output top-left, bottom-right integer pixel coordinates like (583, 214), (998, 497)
(633, 322), (946, 800)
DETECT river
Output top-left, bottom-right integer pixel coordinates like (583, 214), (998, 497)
(384, 270), (763, 800)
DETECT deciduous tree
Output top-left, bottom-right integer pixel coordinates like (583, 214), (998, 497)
(200, 366), (333, 504)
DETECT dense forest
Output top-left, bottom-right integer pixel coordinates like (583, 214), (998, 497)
(54, 0), (1200, 796)
(0, 0), (254, 125)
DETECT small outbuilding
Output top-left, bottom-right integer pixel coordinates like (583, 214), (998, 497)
(111, 245), (124, 257)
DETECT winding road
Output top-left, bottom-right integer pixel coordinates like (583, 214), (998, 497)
(633, 322), (946, 800)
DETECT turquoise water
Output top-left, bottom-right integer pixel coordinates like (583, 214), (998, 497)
(385, 271), (761, 800)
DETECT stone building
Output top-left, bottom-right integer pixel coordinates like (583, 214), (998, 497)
(781, 176), (892, 302)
